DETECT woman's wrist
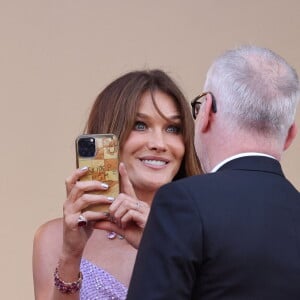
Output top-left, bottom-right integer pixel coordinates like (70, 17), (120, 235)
(54, 264), (82, 294)
(56, 253), (82, 282)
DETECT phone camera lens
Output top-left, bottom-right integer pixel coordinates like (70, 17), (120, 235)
(78, 137), (96, 157)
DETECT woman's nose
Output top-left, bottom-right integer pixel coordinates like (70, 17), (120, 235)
(147, 130), (167, 152)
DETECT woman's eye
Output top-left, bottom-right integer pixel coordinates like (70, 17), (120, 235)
(166, 125), (181, 134)
(134, 121), (147, 131)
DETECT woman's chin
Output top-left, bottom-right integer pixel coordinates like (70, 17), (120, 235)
(139, 178), (171, 192)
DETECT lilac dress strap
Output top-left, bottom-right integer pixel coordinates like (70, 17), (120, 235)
(80, 258), (128, 300)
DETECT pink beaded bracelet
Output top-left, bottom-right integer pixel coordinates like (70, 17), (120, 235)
(54, 267), (83, 294)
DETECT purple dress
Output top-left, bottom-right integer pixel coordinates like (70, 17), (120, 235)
(80, 258), (128, 300)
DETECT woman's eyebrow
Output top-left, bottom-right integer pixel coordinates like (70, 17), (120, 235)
(136, 112), (181, 120)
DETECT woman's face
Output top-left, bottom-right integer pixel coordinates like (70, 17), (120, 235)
(120, 90), (185, 197)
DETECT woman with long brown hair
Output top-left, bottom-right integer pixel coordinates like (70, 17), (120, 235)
(33, 69), (200, 300)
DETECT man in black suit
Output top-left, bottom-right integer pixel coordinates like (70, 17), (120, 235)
(127, 45), (300, 299)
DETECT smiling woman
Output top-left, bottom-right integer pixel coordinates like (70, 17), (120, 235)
(32, 69), (201, 300)
(121, 90), (185, 203)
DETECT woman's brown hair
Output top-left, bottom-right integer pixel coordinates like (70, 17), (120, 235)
(85, 69), (201, 179)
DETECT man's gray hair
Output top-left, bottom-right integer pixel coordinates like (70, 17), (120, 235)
(204, 45), (300, 140)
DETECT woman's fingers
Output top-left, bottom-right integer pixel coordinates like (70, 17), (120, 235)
(63, 170), (114, 229)
(62, 168), (116, 257)
(67, 180), (110, 203)
(112, 200), (144, 222)
(93, 220), (125, 236)
(109, 194), (149, 227)
(109, 194), (139, 214)
(70, 193), (113, 213)
(119, 162), (137, 197)
(65, 167), (89, 195)
(108, 195), (134, 226)
(119, 209), (147, 228)
(78, 210), (109, 225)
(65, 166), (110, 200)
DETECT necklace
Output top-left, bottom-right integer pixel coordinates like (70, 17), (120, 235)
(106, 231), (124, 240)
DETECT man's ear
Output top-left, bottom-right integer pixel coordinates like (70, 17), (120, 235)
(283, 123), (297, 150)
(200, 93), (214, 133)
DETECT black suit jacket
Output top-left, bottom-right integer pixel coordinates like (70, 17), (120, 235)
(127, 156), (300, 299)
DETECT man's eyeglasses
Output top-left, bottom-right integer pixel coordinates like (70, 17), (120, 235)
(190, 92), (217, 119)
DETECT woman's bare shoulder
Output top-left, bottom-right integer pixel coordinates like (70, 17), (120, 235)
(33, 218), (63, 250)
(35, 217), (62, 234)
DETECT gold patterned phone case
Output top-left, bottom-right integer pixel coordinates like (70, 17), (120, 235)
(76, 134), (119, 213)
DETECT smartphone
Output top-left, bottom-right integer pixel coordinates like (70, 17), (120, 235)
(75, 134), (119, 213)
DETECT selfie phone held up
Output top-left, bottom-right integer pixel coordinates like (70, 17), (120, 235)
(75, 134), (119, 213)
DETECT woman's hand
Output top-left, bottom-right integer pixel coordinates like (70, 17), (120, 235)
(94, 163), (150, 249)
(62, 167), (112, 258)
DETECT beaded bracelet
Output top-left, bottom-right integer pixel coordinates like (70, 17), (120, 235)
(54, 267), (83, 294)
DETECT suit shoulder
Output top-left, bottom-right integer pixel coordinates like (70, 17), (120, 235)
(165, 173), (222, 192)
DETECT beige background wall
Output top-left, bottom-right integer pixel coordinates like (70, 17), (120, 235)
(1, 1), (299, 299)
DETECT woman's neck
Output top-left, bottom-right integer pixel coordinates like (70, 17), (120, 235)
(135, 189), (155, 206)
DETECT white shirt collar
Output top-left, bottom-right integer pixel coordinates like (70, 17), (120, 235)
(210, 152), (276, 173)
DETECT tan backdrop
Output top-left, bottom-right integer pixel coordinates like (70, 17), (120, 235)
(1, 1), (299, 299)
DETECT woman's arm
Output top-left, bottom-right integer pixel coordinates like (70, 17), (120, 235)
(33, 167), (113, 300)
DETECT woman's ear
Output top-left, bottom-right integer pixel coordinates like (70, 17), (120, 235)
(283, 123), (297, 150)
